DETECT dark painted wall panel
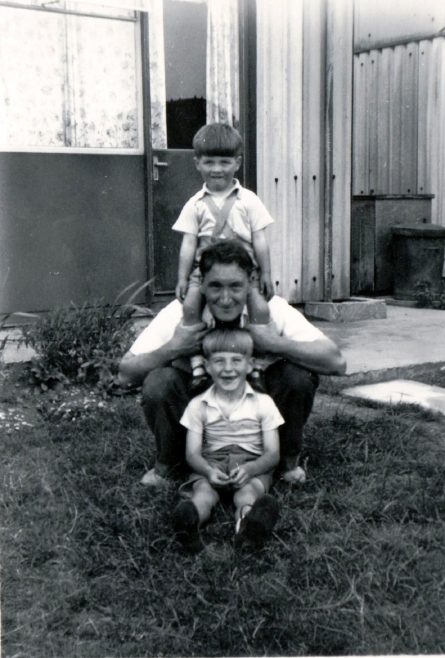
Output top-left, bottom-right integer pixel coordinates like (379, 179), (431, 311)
(0, 153), (146, 313)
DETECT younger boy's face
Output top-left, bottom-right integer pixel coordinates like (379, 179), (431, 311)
(205, 351), (253, 395)
(194, 155), (242, 193)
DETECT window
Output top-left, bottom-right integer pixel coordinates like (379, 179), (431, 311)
(0, 1), (143, 151)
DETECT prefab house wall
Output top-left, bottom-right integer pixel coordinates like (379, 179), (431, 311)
(352, 36), (445, 229)
(257, 0), (353, 303)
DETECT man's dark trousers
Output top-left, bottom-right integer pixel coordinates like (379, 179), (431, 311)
(140, 361), (319, 478)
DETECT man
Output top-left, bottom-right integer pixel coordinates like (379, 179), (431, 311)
(119, 239), (346, 487)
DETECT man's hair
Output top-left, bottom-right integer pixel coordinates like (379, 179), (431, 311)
(193, 123), (243, 157)
(203, 328), (253, 358)
(199, 239), (254, 277)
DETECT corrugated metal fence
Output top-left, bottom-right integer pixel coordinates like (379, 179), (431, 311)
(353, 36), (445, 227)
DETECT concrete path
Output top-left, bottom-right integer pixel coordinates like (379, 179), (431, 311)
(2, 303), (445, 375)
(313, 304), (445, 375)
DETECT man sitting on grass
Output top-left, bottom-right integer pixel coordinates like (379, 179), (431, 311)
(173, 328), (283, 553)
(119, 239), (346, 485)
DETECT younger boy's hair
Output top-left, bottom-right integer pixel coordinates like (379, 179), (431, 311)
(203, 329), (253, 358)
(193, 123), (243, 157)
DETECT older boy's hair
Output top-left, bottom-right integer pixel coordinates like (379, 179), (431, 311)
(193, 123), (243, 157)
(199, 239), (254, 277)
(203, 329), (253, 358)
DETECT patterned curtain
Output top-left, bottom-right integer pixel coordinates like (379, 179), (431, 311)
(206, 0), (239, 126)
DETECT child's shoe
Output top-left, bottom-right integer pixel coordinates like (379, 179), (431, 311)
(235, 494), (279, 548)
(172, 501), (205, 553)
(189, 367), (211, 394)
(248, 368), (267, 393)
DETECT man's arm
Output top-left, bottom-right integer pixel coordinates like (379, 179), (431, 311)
(248, 322), (346, 375)
(118, 321), (208, 387)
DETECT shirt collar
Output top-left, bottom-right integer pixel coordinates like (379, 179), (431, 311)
(196, 178), (241, 200)
(201, 381), (256, 408)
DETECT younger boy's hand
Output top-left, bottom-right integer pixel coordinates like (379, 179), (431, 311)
(228, 464), (251, 488)
(208, 468), (230, 487)
(261, 275), (275, 301)
(175, 280), (188, 301)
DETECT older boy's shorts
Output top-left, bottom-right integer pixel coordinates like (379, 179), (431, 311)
(179, 444), (274, 497)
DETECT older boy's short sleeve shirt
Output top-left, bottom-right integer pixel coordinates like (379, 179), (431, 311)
(171, 180), (274, 244)
(180, 383), (284, 455)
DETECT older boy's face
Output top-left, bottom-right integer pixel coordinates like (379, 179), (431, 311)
(201, 263), (249, 322)
(194, 155), (241, 193)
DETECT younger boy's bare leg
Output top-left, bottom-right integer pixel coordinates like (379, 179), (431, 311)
(234, 480), (279, 548)
(173, 480), (219, 553)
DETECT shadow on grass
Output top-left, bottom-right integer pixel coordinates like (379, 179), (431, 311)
(1, 384), (445, 657)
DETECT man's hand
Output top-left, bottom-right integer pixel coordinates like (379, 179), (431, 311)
(248, 321), (281, 354)
(170, 321), (209, 357)
(208, 467), (231, 487)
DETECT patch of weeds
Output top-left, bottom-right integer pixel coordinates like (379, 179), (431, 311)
(20, 288), (151, 395)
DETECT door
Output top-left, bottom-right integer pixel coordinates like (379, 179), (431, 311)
(149, 0), (208, 297)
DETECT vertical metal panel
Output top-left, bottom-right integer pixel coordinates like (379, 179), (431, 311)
(417, 39), (430, 195)
(352, 53), (369, 194)
(301, 0), (325, 301)
(367, 50), (379, 194)
(429, 38), (445, 229)
(388, 45), (403, 192)
(327, 0), (353, 300)
(353, 36), (445, 228)
(376, 48), (392, 192)
(400, 44), (418, 193)
(256, 0), (304, 303)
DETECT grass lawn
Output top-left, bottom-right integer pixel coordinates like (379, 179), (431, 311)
(1, 363), (445, 657)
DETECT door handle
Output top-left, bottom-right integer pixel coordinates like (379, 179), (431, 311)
(152, 155), (169, 181)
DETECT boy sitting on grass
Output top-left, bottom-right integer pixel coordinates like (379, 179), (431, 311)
(172, 328), (283, 553)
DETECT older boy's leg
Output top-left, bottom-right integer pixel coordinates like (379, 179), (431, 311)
(173, 480), (219, 553)
(265, 360), (319, 482)
(140, 366), (192, 485)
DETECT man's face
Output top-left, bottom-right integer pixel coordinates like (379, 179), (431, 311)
(194, 155), (241, 193)
(201, 263), (249, 322)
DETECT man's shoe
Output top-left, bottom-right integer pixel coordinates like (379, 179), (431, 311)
(140, 468), (169, 487)
(282, 465), (306, 484)
(235, 494), (279, 548)
(172, 501), (204, 553)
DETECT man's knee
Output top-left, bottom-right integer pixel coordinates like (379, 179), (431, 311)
(141, 367), (184, 404)
(266, 361), (318, 397)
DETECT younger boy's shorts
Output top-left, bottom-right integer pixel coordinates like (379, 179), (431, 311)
(179, 444), (274, 497)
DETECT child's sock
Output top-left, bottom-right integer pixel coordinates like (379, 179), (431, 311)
(249, 367), (267, 393)
(190, 363), (210, 393)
